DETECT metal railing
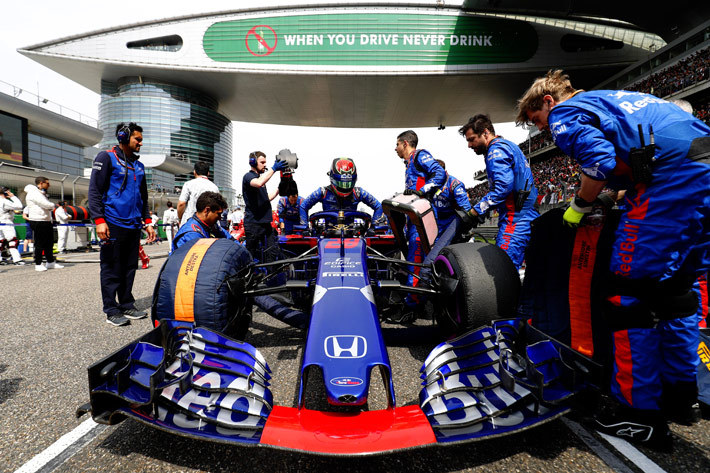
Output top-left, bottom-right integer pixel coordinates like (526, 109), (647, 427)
(0, 79), (98, 128)
(0, 161), (89, 203)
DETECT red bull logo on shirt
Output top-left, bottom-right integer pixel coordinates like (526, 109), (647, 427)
(615, 221), (639, 277)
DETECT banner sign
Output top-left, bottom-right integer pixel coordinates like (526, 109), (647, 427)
(203, 13), (537, 66)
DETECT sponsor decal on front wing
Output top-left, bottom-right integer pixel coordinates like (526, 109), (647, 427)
(330, 377), (364, 386)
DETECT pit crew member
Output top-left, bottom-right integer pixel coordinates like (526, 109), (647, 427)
(162, 201), (178, 249)
(516, 69), (710, 449)
(299, 158), (384, 225)
(277, 181), (304, 235)
(0, 187), (24, 265)
(459, 114), (539, 270)
(394, 130), (448, 314)
(177, 161), (219, 227)
(171, 191), (234, 252)
(89, 122), (155, 327)
(25, 177), (63, 272)
(396, 130), (447, 202)
(55, 201), (70, 254)
(242, 151), (287, 263)
(418, 160), (472, 284)
(229, 206), (244, 229)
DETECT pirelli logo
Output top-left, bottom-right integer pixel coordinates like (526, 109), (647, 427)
(321, 271), (364, 278)
(699, 341), (710, 371)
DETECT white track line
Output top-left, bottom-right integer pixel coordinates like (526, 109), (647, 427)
(597, 431), (668, 473)
(14, 412), (670, 473)
(14, 418), (102, 473)
(561, 418), (635, 473)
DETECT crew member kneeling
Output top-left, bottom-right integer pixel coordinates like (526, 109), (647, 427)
(171, 191), (234, 252)
(172, 191), (306, 330)
(277, 181), (304, 235)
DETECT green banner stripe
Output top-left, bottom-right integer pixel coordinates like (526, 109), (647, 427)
(203, 13), (537, 66)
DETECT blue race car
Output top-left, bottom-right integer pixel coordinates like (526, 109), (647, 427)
(77, 199), (603, 455)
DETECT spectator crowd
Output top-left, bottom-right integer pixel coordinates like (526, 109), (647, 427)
(466, 152), (581, 209)
(518, 130), (554, 155)
(626, 46), (709, 99)
(693, 99), (710, 126)
(530, 153), (580, 204)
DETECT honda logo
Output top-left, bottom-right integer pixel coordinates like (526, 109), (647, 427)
(324, 335), (367, 359)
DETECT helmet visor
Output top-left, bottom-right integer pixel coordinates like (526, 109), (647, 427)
(332, 172), (355, 186)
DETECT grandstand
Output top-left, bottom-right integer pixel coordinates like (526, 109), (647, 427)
(625, 47), (709, 100)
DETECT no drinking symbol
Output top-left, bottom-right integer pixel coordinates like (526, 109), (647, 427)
(246, 25), (278, 56)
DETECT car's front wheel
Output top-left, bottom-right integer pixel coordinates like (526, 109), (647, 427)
(433, 242), (520, 336)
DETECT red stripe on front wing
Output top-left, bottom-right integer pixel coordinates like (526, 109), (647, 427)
(260, 405), (436, 454)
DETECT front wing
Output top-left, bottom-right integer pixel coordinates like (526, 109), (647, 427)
(79, 319), (598, 455)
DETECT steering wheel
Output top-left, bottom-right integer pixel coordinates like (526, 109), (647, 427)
(308, 210), (372, 237)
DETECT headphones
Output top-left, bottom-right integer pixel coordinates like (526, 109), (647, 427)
(249, 151), (258, 168)
(116, 124), (131, 144)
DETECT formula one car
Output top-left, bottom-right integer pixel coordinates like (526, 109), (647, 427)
(78, 196), (604, 455)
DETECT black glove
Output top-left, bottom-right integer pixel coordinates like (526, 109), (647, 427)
(467, 211), (481, 229)
(403, 188), (424, 197)
(457, 209), (479, 231)
(596, 193), (616, 210)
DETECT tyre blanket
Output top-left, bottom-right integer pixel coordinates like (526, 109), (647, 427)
(152, 238), (252, 332)
(520, 208), (710, 405)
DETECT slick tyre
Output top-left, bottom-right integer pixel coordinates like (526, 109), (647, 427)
(433, 242), (520, 335)
(152, 238), (254, 339)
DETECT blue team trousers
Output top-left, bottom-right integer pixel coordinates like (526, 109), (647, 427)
(100, 223), (141, 316)
(608, 158), (710, 410)
(496, 201), (539, 270)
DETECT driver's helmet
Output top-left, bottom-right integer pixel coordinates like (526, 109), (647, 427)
(328, 157), (357, 197)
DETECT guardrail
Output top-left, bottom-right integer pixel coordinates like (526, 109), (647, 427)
(0, 79), (98, 128)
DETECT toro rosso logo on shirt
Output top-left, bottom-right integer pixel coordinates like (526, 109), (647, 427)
(330, 377), (364, 386)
